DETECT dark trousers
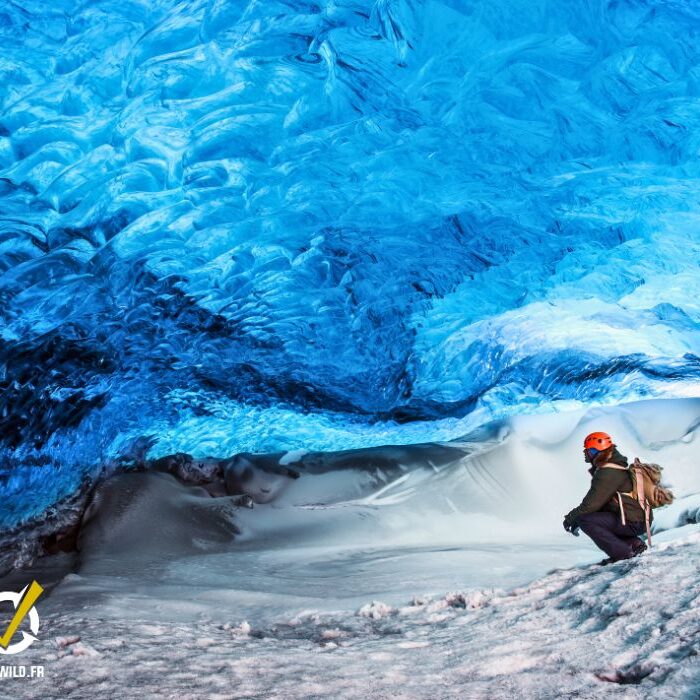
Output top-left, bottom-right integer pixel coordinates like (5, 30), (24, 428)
(577, 511), (646, 561)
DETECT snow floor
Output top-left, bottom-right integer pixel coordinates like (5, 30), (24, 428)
(3, 526), (700, 699)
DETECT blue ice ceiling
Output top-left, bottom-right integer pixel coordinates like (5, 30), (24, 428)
(2, 0), (700, 522)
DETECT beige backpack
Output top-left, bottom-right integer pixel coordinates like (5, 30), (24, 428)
(605, 458), (674, 547)
(628, 458), (674, 509)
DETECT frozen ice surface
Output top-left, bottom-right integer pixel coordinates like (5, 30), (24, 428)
(6, 532), (700, 698)
(4, 0), (700, 525)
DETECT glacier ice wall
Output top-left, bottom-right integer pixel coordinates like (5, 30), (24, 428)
(2, 0), (700, 524)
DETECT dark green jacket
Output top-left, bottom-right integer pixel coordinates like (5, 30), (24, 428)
(566, 463), (650, 525)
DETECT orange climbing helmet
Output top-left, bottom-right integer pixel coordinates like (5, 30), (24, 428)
(583, 432), (614, 450)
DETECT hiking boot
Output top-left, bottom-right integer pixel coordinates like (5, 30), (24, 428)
(598, 557), (616, 566)
(631, 540), (647, 558)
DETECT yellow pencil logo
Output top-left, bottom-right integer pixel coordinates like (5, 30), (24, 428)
(0, 581), (43, 655)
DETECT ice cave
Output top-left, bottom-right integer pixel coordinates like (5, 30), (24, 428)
(1, 1), (700, 697)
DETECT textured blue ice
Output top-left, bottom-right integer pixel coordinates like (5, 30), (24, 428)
(2, 0), (700, 525)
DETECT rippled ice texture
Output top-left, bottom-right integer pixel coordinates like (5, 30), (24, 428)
(3, 0), (700, 523)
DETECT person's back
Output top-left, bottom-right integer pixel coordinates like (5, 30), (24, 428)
(563, 431), (648, 564)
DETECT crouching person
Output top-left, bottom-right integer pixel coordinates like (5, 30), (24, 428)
(563, 431), (649, 565)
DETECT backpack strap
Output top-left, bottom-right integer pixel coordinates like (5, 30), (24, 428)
(616, 492), (626, 525)
(632, 458), (653, 548)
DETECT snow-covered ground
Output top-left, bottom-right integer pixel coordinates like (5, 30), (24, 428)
(2, 397), (700, 698)
(5, 527), (700, 699)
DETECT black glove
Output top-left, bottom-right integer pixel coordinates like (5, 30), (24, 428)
(563, 515), (580, 536)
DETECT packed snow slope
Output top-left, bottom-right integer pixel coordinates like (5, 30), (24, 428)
(3, 0), (700, 523)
